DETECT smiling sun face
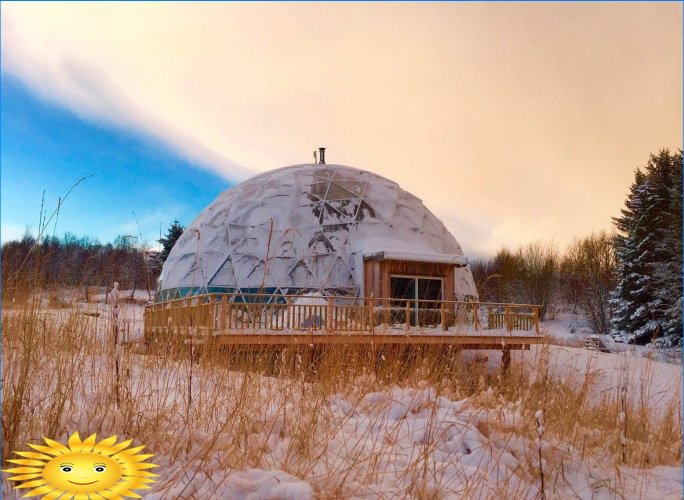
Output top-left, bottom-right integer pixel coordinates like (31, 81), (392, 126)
(3, 432), (158, 499)
(42, 451), (122, 493)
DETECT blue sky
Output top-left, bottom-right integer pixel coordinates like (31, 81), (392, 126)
(1, 73), (231, 248)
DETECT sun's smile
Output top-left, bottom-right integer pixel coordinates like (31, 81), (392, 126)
(3, 432), (158, 498)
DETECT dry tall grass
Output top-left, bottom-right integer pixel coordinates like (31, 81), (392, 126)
(2, 288), (682, 498)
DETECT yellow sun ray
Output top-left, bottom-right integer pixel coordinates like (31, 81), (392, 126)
(7, 458), (49, 467)
(81, 434), (97, 450)
(67, 432), (84, 451)
(15, 478), (48, 489)
(106, 440), (133, 455)
(41, 489), (64, 500)
(98, 491), (125, 500)
(108, 484), (142, 499)
(125, 463), (157, 470)
(124, 477), (157, 485)
(14, 451), (53, 461)
(25, 484), (58, 496)
(2, 466), (43, 474)
(93, 436), (118, 454)
(131, 482), (154, 489)
(42, 438), (71, 454)
(125, 471), (158, 478)
(7, 472), (43, 481)
(16, 477), (47, 489)
(119, 445), (145, 455)
(28, 444), (67, 457)
(127, 454), (155, 463)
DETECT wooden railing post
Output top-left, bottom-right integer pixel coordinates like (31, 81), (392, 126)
(369, 301), (374, 334)
(533, 306), (539, 335)
(220, 295), (226, 330)
(227, 300), (233, 330)
(474, 303), (480, 331)
(406, 301), (411, 333)
(326, 297), (333, 332)
(505, 305), (511, 332)
(440, 302), (446, 331)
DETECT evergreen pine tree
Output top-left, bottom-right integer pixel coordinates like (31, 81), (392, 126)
(610, 168), (649, 341)
(653, 150), (683, 346)
(611, 149), (683, 345)
(158, 220), (185, 263)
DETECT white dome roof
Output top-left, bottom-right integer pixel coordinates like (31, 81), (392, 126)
(157, 164), (476, 300)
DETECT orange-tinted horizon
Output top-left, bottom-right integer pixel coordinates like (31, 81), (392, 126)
(2, 3), (681, 256)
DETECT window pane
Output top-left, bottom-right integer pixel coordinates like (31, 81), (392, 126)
(417, 278), (442, 303)
(390, 277), (415, 301)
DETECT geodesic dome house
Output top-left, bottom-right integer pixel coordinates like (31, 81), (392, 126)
(156, 160), (477, 304)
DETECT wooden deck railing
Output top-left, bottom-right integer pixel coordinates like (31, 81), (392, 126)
(143, 293), (541, 342)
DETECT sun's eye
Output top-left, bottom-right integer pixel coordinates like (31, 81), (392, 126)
(60, 465), (73, 473)
(94, 465), (106, 473)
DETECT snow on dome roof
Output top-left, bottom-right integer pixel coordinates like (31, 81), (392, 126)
(157, 163), (477, 300)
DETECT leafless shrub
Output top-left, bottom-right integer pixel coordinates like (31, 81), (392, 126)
(472, 242), (559, 320)
(561, 231), (617, 333)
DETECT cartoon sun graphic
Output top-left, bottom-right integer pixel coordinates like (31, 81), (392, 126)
(3, 432), (158, 499)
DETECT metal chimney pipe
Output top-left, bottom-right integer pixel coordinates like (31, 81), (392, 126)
(318, 147), (326, 164)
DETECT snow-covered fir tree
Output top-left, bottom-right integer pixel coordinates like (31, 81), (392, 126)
(653, 150), (683, 345)
(158, 219), (185, 263)
(610, 149), (683, 346)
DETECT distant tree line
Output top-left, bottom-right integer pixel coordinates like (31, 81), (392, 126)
(2, 220), (185, 299)
(472, 149), (682, 347)
(1, 231), (163, 296)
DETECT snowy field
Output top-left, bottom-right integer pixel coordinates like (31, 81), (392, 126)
(2, 295), (682, 499)
(541, 311), (683, 365)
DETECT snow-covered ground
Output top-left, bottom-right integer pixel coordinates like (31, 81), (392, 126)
(139, 384), (682, 499)
(542, 311), (682, 365)
(2, 299), (681, 499)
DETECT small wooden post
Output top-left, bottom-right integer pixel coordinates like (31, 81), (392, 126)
(406, 301), (411, 333)
(505, 305), (511, 332)
(533, 306), (539, 335)
(473, 303), (480, 331)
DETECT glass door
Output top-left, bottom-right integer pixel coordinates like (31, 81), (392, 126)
(390, 275), (443, 326)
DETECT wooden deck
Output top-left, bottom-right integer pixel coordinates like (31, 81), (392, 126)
(144, 293), (543, 351)
(189, 333), (540, 349)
